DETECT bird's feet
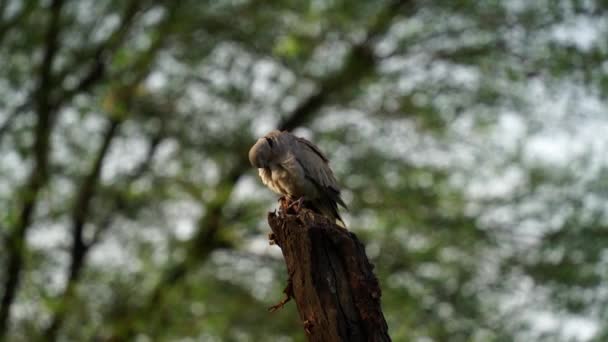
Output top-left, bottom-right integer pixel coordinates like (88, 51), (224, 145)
(286, 197), (305, 212)
(278, 196), (288, 212)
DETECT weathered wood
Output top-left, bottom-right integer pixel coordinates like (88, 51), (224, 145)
(268, 204), (391, 342)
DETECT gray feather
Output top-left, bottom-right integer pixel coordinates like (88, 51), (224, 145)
(249, 130), (347, 226)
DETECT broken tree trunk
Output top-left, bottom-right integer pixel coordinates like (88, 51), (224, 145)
(267, 203), (391, 342)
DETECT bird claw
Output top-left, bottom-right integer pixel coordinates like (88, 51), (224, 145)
(278, 196), (290, 211)
(286, 197), (305, 212)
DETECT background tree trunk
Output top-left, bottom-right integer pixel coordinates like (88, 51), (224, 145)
(267, 205), (391, 342)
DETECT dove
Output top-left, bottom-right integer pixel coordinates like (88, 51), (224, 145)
(248, 130), (347, 226)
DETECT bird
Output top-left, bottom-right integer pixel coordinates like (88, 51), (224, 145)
(248, 130), (347, 227)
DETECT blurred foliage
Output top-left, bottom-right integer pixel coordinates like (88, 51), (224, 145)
(1, 0), (608, 341)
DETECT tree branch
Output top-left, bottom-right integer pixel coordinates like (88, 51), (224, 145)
(0, 0), (7, 17)
(87, 131), (164, 248)
(0, 102), (29, 144)
(277, 44), (375, 131)
(0, 0), (65, 337)
(54, 0), (143, 106)
(278, 0), (413, 131)
(0, 0), (142, 144)
(108, 0), (182, 87)
(40, 1), (182, 338)
(41, 11), (177, 330)
(0, 0), (38, 46)
(43, 118), (121, 341)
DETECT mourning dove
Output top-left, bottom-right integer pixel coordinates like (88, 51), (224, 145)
(249, 130), (347, 226)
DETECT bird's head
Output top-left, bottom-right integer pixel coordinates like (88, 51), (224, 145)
(248, 135), (276, 168)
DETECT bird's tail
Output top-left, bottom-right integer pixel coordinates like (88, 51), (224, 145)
(335, 218), (348, 230)
(312, 197), (348, 230)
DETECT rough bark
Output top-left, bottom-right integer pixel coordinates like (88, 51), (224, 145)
(268, 204), (391, 342)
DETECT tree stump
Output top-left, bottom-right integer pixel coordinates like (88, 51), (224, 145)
(267, 203), (391, 342)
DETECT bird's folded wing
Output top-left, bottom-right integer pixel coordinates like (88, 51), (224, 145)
(294, 137), (347, 209)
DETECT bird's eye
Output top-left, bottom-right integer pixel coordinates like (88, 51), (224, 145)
(265, 137), (274, 147)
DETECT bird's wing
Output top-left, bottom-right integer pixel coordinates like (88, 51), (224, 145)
(294, 137), (347, 209)
(296, 136), (329, 162)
